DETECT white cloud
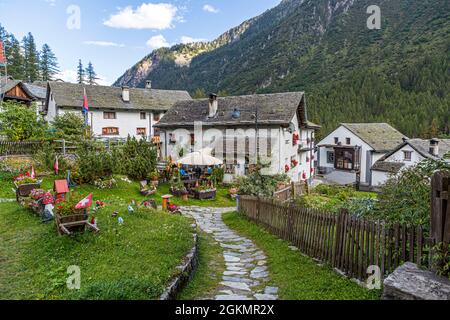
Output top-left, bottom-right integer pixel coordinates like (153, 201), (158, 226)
(146, 35), (170, 50)
(104, 3), (179, 30)
(45, 0), (56, 7)
(203, 4), (219, 13)
(55, 69), (77, 83)
(180, 36), (207, 44)
(84, 41), (125, 48)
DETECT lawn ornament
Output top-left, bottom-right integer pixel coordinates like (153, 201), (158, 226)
(118, 217), (124, 225)
(54, 180), (69, 201)
(54, 156), (59, 175)
(112, 211), (119, 217)
(128, 204), (135, 214)
(91, 215), (97, 228)
(67, 170), (76, 188)
(42, 203), (54, 223)
(168, 204), (181, 215)
(141, 199), (157, 209)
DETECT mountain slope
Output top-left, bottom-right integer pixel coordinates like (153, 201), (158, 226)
(115, 0), (450, 137)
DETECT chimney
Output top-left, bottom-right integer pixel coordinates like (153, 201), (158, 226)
(122, 86), (130, 102)
(429, 138), (439, 157)
(208, 93), (218, 118)
(145, 80), (152, 89)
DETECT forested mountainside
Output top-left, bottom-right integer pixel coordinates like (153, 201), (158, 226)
(115, 0), (450, 138)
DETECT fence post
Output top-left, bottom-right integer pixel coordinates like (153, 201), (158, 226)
(256, 196), (260, 221)
(430, 170), (450, 271)
(333, 209), (347, 268)
(62, 139), (66, 155)
(291, 181), (295, 200)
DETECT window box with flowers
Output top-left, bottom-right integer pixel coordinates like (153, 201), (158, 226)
(291, 159), (299, 168)
(285, 165), (290, 173)
(292, 132), (300, 146)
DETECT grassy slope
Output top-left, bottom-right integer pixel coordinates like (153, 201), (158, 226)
(223, 212), (381, 300)
(0, 202), (194, 300)
(178, 232), (225, 300)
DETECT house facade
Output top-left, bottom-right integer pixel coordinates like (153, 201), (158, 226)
(0, 76), (36, 107)
(44, 81), (192, 141)
(316, 123), (406, 187)
(155, 92), (320, 183)
(371, 138), (450, 186)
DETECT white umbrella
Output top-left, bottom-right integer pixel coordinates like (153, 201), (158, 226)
(177, 148), (223, 166)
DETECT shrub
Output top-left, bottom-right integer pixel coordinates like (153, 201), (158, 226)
(376, 159), (450, 228)
(73, 141), (114, 184)
(0, 101), (48, 141)
(51, 113), (87, 142)
(115, 136), (157, 181)
(236, 171), (290, 197)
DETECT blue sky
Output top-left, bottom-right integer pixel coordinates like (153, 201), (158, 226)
(0, 0), (281, 85)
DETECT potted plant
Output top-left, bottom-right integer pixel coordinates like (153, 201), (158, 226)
(14, 172), (42, 200)
(54, 193), (89, 233)
(149, 170), (160, 187)
(192, 182), (216, 200)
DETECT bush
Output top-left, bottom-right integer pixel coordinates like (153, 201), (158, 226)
(114, 136), (157, 181)
(236, 171), (290, 197)
(51, 113), (87, 142)
(73, 141), (114, 184)
(376, 159), (450, 228)
(0, 101), (48, 141)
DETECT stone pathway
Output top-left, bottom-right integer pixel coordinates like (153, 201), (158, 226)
(181, 206), (279, 301)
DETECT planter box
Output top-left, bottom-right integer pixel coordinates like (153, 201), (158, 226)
(192, 189), (216, 200)
(55, 210), (98, 236)
(171, 188), (188, 197)
(14, 181), (42, 201)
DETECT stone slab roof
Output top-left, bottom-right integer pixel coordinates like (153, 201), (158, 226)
(156, 92), (318, 128)
(371, 161), (405, 173)
(47, 82), (192, 111)
(341, 123), (407, 152)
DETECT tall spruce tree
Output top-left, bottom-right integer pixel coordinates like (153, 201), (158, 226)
(77, 59), (85, 84)
(85, 61), (98, 85)
(39, 44), (59, 81)
(22, 33), (40, 82)
(7, 35), (25, 80)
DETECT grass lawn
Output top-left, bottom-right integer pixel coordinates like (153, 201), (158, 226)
(223, 212), (381, 300)
(0, 186), (196, 300)
(0, 173), (235, 208)
(178, 232), (225, 300)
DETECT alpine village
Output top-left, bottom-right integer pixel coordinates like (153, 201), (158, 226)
(0, 0), (449, 302)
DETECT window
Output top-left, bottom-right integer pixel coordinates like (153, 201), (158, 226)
(103, 112), (116, 119)
(190, 133), (195, 146)
(137, 128), (146, 136)
(153, 114), (160, 122)
(102, 127), (119, 136)
(334, 137), (339, 144)
(140, 112), (146, 120)
(327, 151), (335, 164)
(403, 151), (412, 161)
(153, 128), (161, 137)
(346, 138), (351, 145)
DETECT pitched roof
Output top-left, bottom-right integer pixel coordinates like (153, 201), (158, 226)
(47, 82), (192, 111)
(371, 161), (405, 173)
(24, 83), (47, 100)
(0, 78), (35, 100)
(156, 92), (318, 128)
(54, 180), (69, 193)
(341, 123), (407, 152)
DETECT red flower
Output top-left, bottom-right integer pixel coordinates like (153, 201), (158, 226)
(285, 165), (290, 173)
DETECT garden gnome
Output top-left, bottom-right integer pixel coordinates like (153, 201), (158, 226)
(112, 211), (118, 217)
(42, 204), (54, 223)
(128, 203), (135, 214)
(91, 215), (97, 228)
(118, 217), (124, 225)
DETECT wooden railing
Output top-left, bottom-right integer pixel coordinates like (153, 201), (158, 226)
(239, 196), (431, 281)
(273, 182), (306, 202)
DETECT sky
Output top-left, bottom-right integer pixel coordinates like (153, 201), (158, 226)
(0, 0), (281, 85)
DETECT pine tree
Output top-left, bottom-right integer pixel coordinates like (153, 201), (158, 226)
(77, 59), (85, 84)
(22, 33), (40, 82)
(39, 44), (59, 81)
(85, 61), (98, 85)
(7, 36), (25, 80)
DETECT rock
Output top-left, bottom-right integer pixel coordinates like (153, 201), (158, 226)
(288, 246), (299, 251)
(383, 262), (450, 300)
(224, 255), (240, 263)
(254, 294), (278, 300)
(224, 271), (248, 276)
(265, 286), (279, 295)
(221, 281), (251, 291)
(216, 295), (251, 300)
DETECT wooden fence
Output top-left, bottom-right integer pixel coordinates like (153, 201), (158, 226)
(273, 182), (307, 202)
(0, 141), (43, 156)
(239, 196), (431, 281)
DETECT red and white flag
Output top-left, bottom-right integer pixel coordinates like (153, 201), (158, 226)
(75, 193), (93, 210)
(0, 41), (6, 66)
(31, 166), (35, 179)
(54, 157), (59, 175)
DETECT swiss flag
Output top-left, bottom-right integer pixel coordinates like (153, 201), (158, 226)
(75, 193), (93, 210)
(0, 41), (6, 65)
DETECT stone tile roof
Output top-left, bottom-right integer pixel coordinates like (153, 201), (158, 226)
(24, 83), (47, 100)
(371, 161), (405, 173)
(341, 123), (407, 152)
(48, 82), (192, 111)
(156, 92), (317, 128)
(406, 139), (450, 160)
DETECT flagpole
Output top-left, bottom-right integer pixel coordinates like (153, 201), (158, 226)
(0, 41), (8, 110)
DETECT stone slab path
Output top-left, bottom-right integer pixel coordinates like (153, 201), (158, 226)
(181, 207), (278, 301)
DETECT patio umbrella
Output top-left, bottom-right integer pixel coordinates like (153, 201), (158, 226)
(177, 148), (223, 166)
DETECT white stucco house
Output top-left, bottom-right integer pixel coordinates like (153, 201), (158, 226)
(371, 138), (450, 187)
(43, 81), (192, 141)
(316, 123), (406, 187)
(155, 92), (320, 183)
